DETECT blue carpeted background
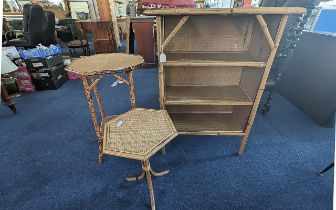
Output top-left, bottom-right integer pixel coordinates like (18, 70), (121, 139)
(0, 59), (334, 209)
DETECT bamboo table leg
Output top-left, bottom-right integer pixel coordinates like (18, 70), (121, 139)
(82, 75), (104, 164)
(126, 161), (169, 182)
(127, 69), (136, 109)
(144, 160), (156, 210)
(126, 160), (169, 210)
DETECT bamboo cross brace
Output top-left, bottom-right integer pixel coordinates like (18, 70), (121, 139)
(89, 75), (105, 120)
(239, 15), (289, 155)
(111, 73), (130, 85)
(256, 15), (275, 49)
(89, 74), (104, 90)
(160, 16), (189, 52)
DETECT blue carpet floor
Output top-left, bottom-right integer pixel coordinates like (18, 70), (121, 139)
(0, 69), (334, 210)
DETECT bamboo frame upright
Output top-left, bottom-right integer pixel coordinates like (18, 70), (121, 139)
(145, 8), (306, 155)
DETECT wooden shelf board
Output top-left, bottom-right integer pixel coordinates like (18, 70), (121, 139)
(166, 105), (234, 114)
(143, 8), (307, 16)
(170, 113), (244, 135)
(165, 86), (253, 105)
(163, 52), (265, 67)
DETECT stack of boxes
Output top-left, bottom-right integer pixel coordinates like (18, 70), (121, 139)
(24, 55), (69, 90)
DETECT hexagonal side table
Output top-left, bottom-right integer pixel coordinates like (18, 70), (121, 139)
(65, 53), (144, 164)
(103, 108), (178, 210)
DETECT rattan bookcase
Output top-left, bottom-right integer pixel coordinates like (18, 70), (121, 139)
(144, 8), (306, 155)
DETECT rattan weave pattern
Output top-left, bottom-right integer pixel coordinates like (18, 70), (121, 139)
(105, 109), (177, 156)
(65, 53), (144, 75)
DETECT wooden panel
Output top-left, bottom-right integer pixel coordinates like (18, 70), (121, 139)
(248, 15), (282, 61)
(132, 18), (155, 65)
(76, 20), (117, 53)
(239, 67), (264, 101)
(165, 66), (242, 86)
(164, 15), (254, 52)
(166, 105), (234, 113)
(165, 86), (253, 105)
(170, 113), (244, 135)
(234, 106), (252, 130)
(96, 0), (112, 21)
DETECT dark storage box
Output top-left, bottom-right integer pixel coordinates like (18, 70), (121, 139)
(24, 55), (63, 70)
(1, 76), (20, 95)
(31, 64), (68, 90)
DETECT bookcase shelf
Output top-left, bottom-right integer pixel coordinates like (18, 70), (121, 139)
(170, 113), (244, 135)
(163, 52), (266, 67)
(165, 85), (253, 105)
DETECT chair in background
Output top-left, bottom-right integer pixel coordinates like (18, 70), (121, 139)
(56, 18), (76, 42)
(41, 11), (57, 46)
(7, 4), (44, 48)
(67, 25), (90, 55)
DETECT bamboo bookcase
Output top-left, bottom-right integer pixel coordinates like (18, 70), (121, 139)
(144, 8), (306, 155)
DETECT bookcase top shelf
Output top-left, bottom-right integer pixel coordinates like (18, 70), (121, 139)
(143, 7), (306, 16)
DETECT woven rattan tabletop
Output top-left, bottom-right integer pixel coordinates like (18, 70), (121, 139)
(65, 53), (144, 75)
(103, 109), (178, 161)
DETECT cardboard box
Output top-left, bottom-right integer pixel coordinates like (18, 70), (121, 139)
(31, 64), (68, 90)
(24, 55), (63, 70)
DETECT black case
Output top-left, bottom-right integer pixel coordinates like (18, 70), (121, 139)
(24, 55), (63, 70)
(30, 64), (68, 90)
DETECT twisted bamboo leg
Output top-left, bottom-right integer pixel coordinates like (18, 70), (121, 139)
(82, 75), (103, 164)
(127, 69), (136, 109)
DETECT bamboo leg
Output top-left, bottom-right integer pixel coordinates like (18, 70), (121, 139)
(89, 75), (105, 120)
(150, 168), (169, 177)
(126, 171), (145, 181)
(127, 161), (169, 181)
(156, 16), (166, 153)
(238, 134), (249, 155)
(127, 160), (169, 209)
(127, 69), (136, 109)
(143, 160), (156, 210)
(82, 75), (103, 164)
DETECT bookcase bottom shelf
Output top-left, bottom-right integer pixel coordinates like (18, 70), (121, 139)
(169, 113), (245, 136)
